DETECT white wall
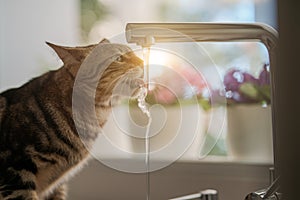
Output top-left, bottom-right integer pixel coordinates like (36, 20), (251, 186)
(0, 0), (80, 91)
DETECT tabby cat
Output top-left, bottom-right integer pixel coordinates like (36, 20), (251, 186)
(0, 39), (144, 200)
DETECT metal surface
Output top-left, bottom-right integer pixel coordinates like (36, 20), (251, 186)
(169, 189), (218, 200)
(125, 23), (278, 50)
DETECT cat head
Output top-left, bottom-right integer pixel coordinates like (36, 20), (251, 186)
(47, 39), (144, 105)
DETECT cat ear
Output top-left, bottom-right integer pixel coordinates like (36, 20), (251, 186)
(46, 42), (77, 64)
(46, 42), (81, 65)
(99, 38), (110, 44)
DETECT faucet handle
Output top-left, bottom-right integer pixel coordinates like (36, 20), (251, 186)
(169, 189), (218, 200)
(244, 177), (281, 200)
(262, 177), (280, 199)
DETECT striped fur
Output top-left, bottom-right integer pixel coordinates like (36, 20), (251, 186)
(0, 39), (143, 200)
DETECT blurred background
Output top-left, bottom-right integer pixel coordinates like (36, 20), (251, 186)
(0, 0), (276, 91)
(0, 0), (277, 199)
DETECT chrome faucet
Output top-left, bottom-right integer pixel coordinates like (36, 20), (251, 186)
(125, 23), (280, 199)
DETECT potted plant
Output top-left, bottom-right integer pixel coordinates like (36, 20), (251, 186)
(223, 64), (273, 162)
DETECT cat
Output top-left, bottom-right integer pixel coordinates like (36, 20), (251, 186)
(0, 39), (144, 200)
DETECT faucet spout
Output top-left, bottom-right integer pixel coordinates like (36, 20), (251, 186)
(125, 23), (278, 51)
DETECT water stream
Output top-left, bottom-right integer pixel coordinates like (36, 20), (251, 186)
(137, 47), (151, 200)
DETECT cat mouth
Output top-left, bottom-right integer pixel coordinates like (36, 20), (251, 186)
(111, 69), (144, 100)
(132, 80), (146, 98)
(130, 67), (145, 98)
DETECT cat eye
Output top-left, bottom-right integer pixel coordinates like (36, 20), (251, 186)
(115, 55), (123, 62)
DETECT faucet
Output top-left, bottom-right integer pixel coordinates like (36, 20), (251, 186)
(125, 22), (280, 199)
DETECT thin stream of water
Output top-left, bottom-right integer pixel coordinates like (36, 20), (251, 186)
(137, 47), (151, 200)
(143, 47), (150, 90)
(137, 86), (151, 200)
